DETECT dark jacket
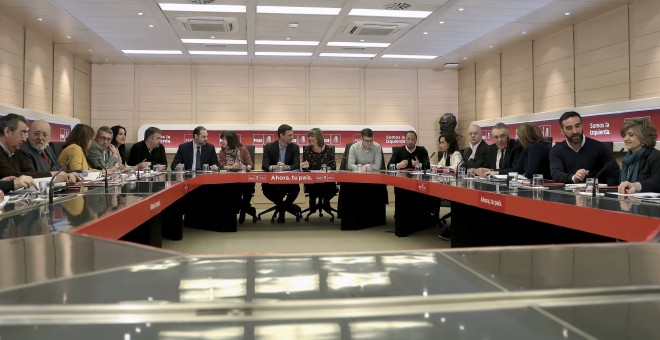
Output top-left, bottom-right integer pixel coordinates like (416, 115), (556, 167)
(485, 139), (523, 170)
(549, 137), (621, 185)
(0, 146), (52, 179)
(262, 141), (300, 172)
(20, 142), (60, 172)
(502, 141), (551, 179)
(462, 140), (489, 169)
(636, 148), (660, 192)
(170, 141), (220, 170)
(127, 141), (168, 167)
(388, 146), (430, 170)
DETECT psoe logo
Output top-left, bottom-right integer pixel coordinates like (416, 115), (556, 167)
(417, 181), (427, 192)
(150, 200), (161, 211)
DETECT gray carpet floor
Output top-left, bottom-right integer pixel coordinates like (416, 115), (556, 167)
(162, 206), (451, 255)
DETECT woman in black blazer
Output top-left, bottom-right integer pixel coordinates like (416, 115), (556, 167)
(618, 119), (660, 193)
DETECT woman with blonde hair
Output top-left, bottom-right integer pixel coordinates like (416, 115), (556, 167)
(58, 124), (95, 171)
(485, 123), (551, 179)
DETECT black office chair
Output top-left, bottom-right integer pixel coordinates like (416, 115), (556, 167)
(300, 145), (339, 222)
(239, 145), (257, 224)
(257, 150), (302, 223)
(124, 142), (135, 161)
(49, 141), (65, 158)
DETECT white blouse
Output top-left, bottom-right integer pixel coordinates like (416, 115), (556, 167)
(437, 151), (463, 169)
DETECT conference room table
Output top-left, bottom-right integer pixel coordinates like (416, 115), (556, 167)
(1, 170), (658, 248)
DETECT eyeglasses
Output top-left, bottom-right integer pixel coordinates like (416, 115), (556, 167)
(98, 137), (112, 142)
(13, 128), (29, 137)
(362, 138), (374, 143)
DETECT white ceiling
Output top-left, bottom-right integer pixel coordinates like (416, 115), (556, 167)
(0, 0), (631, 69)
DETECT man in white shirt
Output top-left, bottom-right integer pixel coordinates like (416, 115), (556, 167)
(347, 128), (383, 171)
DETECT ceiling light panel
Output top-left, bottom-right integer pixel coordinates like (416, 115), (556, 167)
(382, 54), (437, 60)
(122, 50), (182, 54)
(348, 9), (431, 18)
(189, 51), (247, 55)
(159, 4), (246, 13)
(320, 53), (376, 58)
(255, 52), (313, 56)
(255, 40), (319, 46)
(257, 6), (341, 15)
(182, 39), (247, 44)
(328, 42), (390, 48)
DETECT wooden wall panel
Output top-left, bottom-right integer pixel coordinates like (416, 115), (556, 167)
(196, 66), (249, 123)
(24, 29), (52, 113)
(138, 65), (192, 126)
(575, 6), (629, 106)
(630, 0), (660, 99)
(53, 45), (74, 117)
(91, 64), (136, 141)
(73, 56), (91, 125)
(501, 41), (533, 116)
(309, 68), (361, 125)
(534, 27), (575, 112)
(458, 63), (476, 144)
(365, 69), (416, 126)
(0, 15), (24, 108)
(253, 66), (306, 125)
(475, 54), (501, 120)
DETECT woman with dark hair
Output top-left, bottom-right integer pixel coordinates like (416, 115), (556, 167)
(485, 123), (551, 179)
(110, 125), (127, 164)
(618, 119), (660, 193)
(218, 131), (255, 222)
(58, 124), (95, 171)
(437, 133), (463, 169)
(218, 131), (252, 170)
(300, 128), (337, 220)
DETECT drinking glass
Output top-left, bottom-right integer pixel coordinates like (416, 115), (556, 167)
(457, 167), (465, 179)
(365, 164), (372, 172)
(321, 163), (328, 172)
(356, 164), (362, 172)
(507, 172), (518, 186)
(466, 168), (475, 179)
(38, 181), (49, 199)
(277, 164), (284, 172)
(429, 164), (437, 173)
(240, 164), (247, 173)
(202, 164), (210, 172)
(532, 174), (544, 187)
(415, 163), (422, 172)
(389, 164), (396, 172)
(585, 178), (599, 195)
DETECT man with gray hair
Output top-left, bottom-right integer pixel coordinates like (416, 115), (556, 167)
(474, 122), (522, 177)
(87, 126), (121, 170)
(20, 119), (60, 172)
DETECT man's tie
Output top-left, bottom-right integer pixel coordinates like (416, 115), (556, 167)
(195, 146), (202, 170)
(498, 149), (505, 169)
(41, 150), (49, 165)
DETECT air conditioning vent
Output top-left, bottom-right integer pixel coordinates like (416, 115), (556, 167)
(344, 21), (409, 36)
(175, 17), (238, 32)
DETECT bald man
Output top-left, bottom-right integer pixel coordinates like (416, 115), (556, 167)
(462, 124), (489, 169)
(20, 120), (60, 172)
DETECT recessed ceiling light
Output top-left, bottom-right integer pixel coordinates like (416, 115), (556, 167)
(65, 35), (71, 39)
(328, 42), (390, 48)
(489, 45), (494, 48)
(122, 50), (183, 55)
(37, 18), (44, 21)
(521, 31), (527, 35)
(349, 9), (431, 18)
(256, 40), (319, 46)
(444, 63), (459, 69)
(257, 6), (340, 15)
(439, 21), (445, 24)
(210, 36), (215, 39)
(159, 4), (246, 13)
(458, 8), (465, 11)
(394, 65), (398, 67)
(423, 32), (429, 35)
(104, 59), (109, 63)
(564, 12), (571, 16)
(189, 51), (247, 56)
(463, 57), (469, 60)
(148, 24), (154, 28)
(286, 37), (291, 40)
(319, 53), (376, 58)
(87, 49), (94, 53)
(382, 54), (437, 60)
(255, 52), (313, 56)
(360, 39), (365, 42)
(137, 12), (144, 16)
(181, 39), (247, 44)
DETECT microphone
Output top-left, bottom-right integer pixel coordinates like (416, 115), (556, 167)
(591, 148), (625, 197)
(428, 151), (436, 163)
(98, 163), (108, 191)
(136, 158), (147, 180)
(49, 156), (73, 204)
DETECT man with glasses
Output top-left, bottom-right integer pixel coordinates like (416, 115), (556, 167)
(87, 126), (121, 170)
(474, 123), (522, 177)
(127, 126), (167, 170)
(0, 113), (54, 179)
(20, 119), (60, 172)
(462, 123), (489, 169)
(347, 128), (383, 171)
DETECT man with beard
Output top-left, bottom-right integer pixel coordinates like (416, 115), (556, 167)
(20, 120), (60, 171)
(549, 111), (620, 185)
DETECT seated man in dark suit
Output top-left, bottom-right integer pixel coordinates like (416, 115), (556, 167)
(388, 130), (430, 170)
(462, 123), (489, 169)
(0, 175), (34, 193)
(0, 114), (73, 183)
(262, 124), (301, 223)
(127, 127), (168, 170)
(20, 120), (61, 172)
(170, 126), (220, 171)
(474, 123), (523, 177)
